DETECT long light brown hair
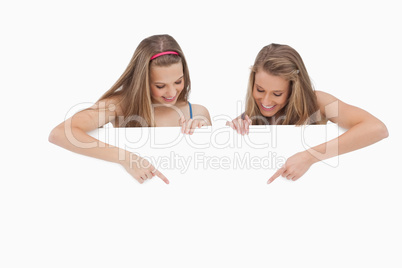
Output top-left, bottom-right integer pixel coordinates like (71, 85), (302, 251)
(98, 34), (191, 127)
(245, 44), (322, 125)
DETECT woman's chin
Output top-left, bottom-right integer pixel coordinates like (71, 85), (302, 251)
(152, 99), (177, 105)
(259, 109), (275, 117)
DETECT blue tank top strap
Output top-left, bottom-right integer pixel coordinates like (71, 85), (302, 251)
(188, 102), (193, 119)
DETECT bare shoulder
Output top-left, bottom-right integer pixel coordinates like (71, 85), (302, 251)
(191, 103), (212, 125)
(91, 95), (125, 116)
(70, 95), (125, 130)
(315, 90), (375, 127)
(191, 103), (210, 115)
(315, 90), (339, 106)
(314, 91), (342, 119)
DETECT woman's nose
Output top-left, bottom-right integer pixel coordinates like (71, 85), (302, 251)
(262, 93), (271, 104)
(167, 85), (176, 97)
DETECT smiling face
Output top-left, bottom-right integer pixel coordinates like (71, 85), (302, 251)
(252, 70), (291, 117)
(150, 62), (184, 105)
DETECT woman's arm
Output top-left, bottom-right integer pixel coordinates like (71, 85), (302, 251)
(48, 97), (169, 184)
(181, 104), (212, 134)
(268, 91), (388, 183)
(305, 91), (388, 162)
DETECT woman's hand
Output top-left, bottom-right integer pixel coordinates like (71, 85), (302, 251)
(121, 152), (169, 184)
(180, 116), (207, 135)
(226, 114), (252, 135)
(267, 151), (316, 184)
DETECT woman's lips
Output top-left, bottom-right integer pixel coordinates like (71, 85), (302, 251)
(162, 95), (176, 102)
(261, 103), (276, 111)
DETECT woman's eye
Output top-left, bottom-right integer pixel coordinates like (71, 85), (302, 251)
(256, 88), (264, 93)
(273, 93), (283, 97)
(175, 80), (182, 85)
(156, 85), (165, 89)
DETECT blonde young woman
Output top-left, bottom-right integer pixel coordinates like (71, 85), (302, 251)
(49, 34), (211, 184)
(227, 43), (388, 183)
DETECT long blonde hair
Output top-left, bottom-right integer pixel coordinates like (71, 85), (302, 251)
(98, 34), (191, 127)
(245, 44), (321, 125)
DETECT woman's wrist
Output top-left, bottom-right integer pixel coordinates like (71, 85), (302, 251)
(116, 150), (133, 166)
(302, 150), (320, 165)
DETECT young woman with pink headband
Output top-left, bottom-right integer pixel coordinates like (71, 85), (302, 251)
(49, 34), (211, 184)
(227, 43), (388, 183)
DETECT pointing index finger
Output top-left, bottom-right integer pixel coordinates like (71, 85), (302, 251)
(268, 167), (285, 184)
(153, 169), (169, 184)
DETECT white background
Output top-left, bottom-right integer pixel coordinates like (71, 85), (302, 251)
(1, 0), (401, 267)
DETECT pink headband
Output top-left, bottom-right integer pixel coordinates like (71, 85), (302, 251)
(150, 51), (179, 61)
